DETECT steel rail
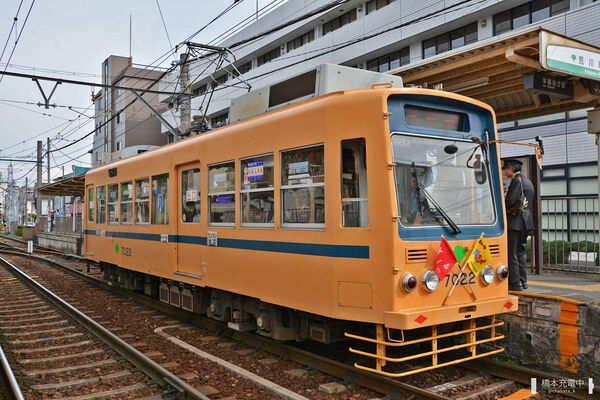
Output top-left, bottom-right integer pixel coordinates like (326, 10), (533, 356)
(0, 255), (210, 400)
(5, 247), (596, 399)
(0, 234), (60, 254)
(468, 359), (598, 400)
(0, 344), (24, 400)
(0, 249), (449, 400)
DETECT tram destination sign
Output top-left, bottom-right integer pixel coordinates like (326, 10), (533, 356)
(523, 72), (573, 99)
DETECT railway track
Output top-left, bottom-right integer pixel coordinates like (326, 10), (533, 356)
(0, 237), (595, 399)
(0, 255), (208, 400)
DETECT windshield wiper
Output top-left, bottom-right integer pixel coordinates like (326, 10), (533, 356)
(412, 162), (462, 235)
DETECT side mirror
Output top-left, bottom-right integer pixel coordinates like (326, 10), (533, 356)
(475, 165), (487, 184)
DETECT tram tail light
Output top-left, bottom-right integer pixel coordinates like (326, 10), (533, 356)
(402, 273), (417, 292)
(496, 265), (508, 281)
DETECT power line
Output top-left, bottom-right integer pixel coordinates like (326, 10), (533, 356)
(0, 100), (74, 120)
(0, 120), (71, 153)
(0, 0), (24, 64)
(0, 0), (36, 86)
(0, 62), (101, 78)
(0, 97), (91, 110)
(0, 70), (188, 97)
(155, 0), (175, 60)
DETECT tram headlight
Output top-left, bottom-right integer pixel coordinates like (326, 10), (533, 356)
(496, 264), (508, 281)
(402, 273), (417, 292)
(421, 270), (439, 292)
(481, 265), (494, 285)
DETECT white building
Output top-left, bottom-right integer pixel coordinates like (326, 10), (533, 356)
(160, 0), (599, 199)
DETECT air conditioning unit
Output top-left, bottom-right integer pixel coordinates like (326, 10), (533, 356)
(229, 63), (403, 123)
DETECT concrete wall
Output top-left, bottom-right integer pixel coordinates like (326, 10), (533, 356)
(497, 294), (600, 380)
(37, 232), (81, 255)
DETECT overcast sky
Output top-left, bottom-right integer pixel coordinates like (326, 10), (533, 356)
(0, 0), (279, 185)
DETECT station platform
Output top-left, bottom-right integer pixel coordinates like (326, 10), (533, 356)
(518, 273), (600, 304)
(498, 272), (599, 381)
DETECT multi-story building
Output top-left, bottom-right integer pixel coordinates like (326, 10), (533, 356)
(160, 0), (599, 202)
(92, 55), (169, 167)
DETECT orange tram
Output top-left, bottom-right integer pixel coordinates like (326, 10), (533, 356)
(84, 70), (517, 377)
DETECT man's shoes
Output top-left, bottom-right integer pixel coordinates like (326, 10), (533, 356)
(509, 282), (523, 291)
(521, 281), (528, 290)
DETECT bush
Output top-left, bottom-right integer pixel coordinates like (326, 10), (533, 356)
(14, 225), (28, 237)
(525, 239), (599, 266)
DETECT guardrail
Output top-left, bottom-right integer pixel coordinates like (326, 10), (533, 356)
(540, 195), (599, 273)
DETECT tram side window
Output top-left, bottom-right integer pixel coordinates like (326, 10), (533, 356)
(181, 169), (201, 223)
(135, 178), (150, 224)
(120, 181), (133, 224)
(87, 187), (94, 222)
(152, 174), (169, 225)
(241, 154), (274, 226)
(107, 184), (119, 224)
(341, 139), (368, 227)
(96, 186), (106, 224)
(208, 162), (235, 225)
(280, 145), (325, 227)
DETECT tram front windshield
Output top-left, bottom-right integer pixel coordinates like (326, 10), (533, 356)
(391, 133), (495, 228)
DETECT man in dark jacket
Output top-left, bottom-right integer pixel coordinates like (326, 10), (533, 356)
(503, 159), (535, 291)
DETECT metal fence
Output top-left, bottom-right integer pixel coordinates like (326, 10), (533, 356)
(540, 195), (599, 273)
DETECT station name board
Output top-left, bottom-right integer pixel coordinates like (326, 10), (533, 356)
(523, 72), (573, 99)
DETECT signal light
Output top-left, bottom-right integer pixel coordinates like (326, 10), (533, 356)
(481, 265), (494, 284)
(402, 273), (417, 292)
(497, 265), (508, 281)
(421, 270), (439, 292)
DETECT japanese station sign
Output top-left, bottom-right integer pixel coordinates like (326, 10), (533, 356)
(523, 72), (573, 99)
(540, 30), (600, 81)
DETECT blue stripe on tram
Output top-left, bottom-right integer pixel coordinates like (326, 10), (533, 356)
(84, 230), (369, 259)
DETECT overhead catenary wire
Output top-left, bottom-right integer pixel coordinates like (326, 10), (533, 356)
(0, 0), (36, 86)
(155, 0), (175, 60)
(6, 0), (268, 184)
(0, 0), (24, 64)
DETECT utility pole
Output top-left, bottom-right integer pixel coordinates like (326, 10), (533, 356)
(47, 137), (50, 184)
(61, 165), (65, 216)
(24, 177), (28, 225)
(179, 53), (190, 139)
(36, 140), (42, 223)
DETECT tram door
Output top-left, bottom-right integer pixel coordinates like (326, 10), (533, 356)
(176, 163), (204, 278)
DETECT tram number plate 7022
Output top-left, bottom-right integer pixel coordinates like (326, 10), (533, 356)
(444, 272), (476, 287)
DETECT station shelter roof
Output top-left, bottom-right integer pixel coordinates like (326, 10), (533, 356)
(37, 174), (85, 198)
(392, 27), (600, 123)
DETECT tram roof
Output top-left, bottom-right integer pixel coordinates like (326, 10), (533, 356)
(391, 27), (600, 123)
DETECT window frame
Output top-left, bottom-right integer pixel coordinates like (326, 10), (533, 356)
(341, 138), (369, 228)
(280, 143), (325, 230)
(107, 183), (119, 225)
(208, 160), (236, 227)
(423, 22), (478, 58)
(96, 185), (106, 224)
(322, 8), (356, 35)
(120, 180), (133, 225)
(240, 153), (275, 228)
(151, 173), (170, 225)
(87, 187), (95, 222)
(134, 177), (150, 225)
(181, 168), (201, 224)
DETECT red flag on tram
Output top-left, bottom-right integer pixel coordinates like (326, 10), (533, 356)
(435, 236), (457, 280)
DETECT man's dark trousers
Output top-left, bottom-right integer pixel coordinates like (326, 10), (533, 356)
(508, 229), (528, 285)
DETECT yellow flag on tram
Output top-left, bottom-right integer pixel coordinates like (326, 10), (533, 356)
(466, 233), (492, 277)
